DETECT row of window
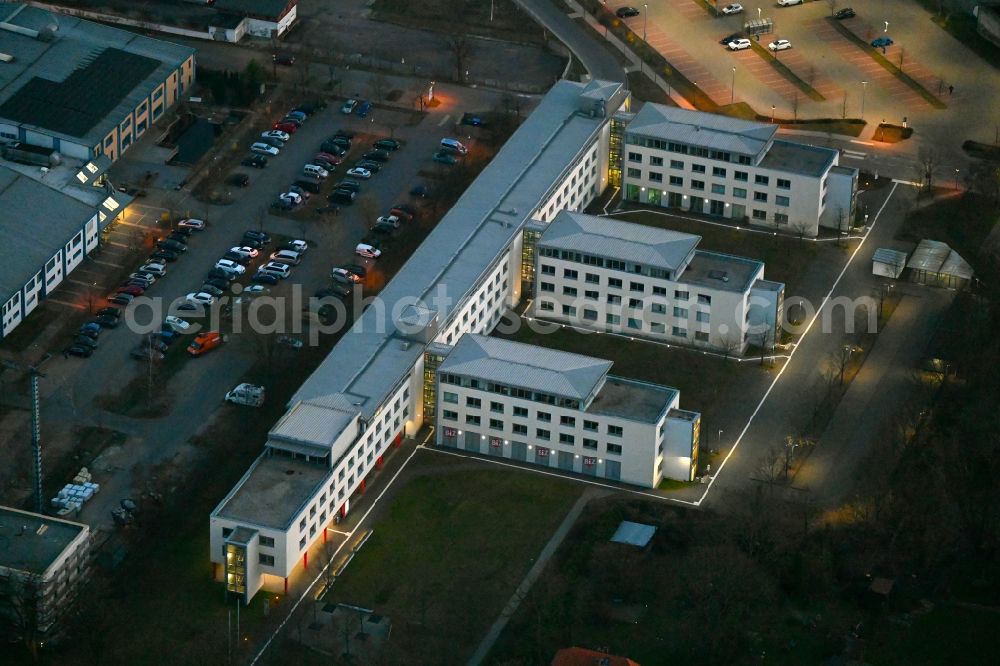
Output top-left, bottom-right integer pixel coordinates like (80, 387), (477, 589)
(625, 135), (755, 165)
(626, 154), (792, 189)
(441, 260), (509, 345)
(440, 374), (582, 409)
(627, 170), (792, 205)
(536, 301), (713, 340)
(441, 416), (626, 454)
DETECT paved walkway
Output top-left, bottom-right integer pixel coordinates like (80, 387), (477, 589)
(792, 286), (953, 505)
(466, 487), (602, 665)
(517, 0), (626, 83)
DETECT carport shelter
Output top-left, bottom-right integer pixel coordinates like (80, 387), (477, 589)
(906, 239), (973, 289)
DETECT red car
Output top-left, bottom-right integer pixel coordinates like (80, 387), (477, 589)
(389, 207), (414, 223)
(273, 122), (298, 134)
(116, 285), (145, 296)
(315, 152), (343, 165)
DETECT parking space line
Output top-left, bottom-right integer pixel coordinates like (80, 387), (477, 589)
(92, 259), (124, 268)
(437, 114), (451, 127)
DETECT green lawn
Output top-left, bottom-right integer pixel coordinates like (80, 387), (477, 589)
(868, 604), (1000, 665)
(321, 467), (581, 664)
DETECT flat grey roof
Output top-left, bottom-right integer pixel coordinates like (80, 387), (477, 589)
(610, 520), (656, 547)
(0, 505), (87, 576)
(678, 250), (763, 293)
(215, 455), (331, 531)
(0, 165), (98, 298)
(752, 278), (785, 293)
(758, 139), (837, 178)
(440, 334), (613, 402)
(292, 79), (623, 418)
(539, 210), (700, 274)
(873, 248), (908, 265)
(627, 103), (777, 158)
(0, 4), (194, 145)
(586, 376), (675, 423)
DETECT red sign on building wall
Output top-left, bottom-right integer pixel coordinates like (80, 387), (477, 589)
(537, 447), (549, 457)
(444, 427), (457, 437)
(583, 456), (597, 467)
(489, 437), (503, 448)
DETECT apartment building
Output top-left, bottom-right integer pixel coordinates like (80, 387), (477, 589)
(531, 211), (784, 351)
(0, 506), (93, 637)
(0, 3), (195, 162)
(210, 79), (631, 603)
(621, 103), (858, 237)
(435, 335), (700, 487)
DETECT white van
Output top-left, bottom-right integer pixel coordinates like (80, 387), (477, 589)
(259, 262), (291, 279)
(303, 164), (328, 179)
(251, 142), (279, 156)
(225, 383), (265, 407)
(269, 249), (301, 265)
(439, 138), (468, 155)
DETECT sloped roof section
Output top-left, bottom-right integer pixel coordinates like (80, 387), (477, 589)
(627, 102), (777, 157)
(439, 334), (612, 402)
(540, 210), (700, 274)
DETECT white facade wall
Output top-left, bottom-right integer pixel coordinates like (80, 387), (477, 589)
(435, 378), (682, 487)
(245, 5), (297, 38)
(533, 253), (760, 352)
(622, 143), (832, 237)
(437, 254), (513, 346)
(535, 142), (603, 223)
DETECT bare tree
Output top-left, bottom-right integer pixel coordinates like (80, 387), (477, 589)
(791, 91), (800, 121)
(832, 344), (853, 386)
(842, 92), (848, 119)
(370, 73), (389, 103)
(446, 35), (474, 83)
(755, 446), (784, 485)
(0, 572), (42, 658)
(826, 0), (839, 15)
(898, 46), (906, 72)
(720, 330), (743, 360)
(790, 219), (811, 240)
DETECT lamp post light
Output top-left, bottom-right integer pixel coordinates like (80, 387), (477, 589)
(771, 104), (776, 123)
(427, 81), (435, 102)
(731, 66), (736, 105)
(757, 7), (761, 20)
(861, 80), (868, 117)
(884, 20), (889, 33)
(643, 4), (648, 41)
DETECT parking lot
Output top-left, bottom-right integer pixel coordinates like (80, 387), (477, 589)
(601, 0), (999, 140)
(0, 77), (530, 530)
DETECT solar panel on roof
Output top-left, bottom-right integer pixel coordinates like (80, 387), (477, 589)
(0, 47), (160, 138)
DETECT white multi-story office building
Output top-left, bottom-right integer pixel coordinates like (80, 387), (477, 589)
(621, 104), (858, 237)
(531, 211), (784, 351)
(434, 335), (700, 487)
(210, 79), (631, 603)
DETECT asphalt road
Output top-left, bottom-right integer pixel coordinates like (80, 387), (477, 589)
(516, 0), (627, 82)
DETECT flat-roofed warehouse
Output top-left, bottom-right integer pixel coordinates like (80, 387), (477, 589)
(0, 3), (195, 161)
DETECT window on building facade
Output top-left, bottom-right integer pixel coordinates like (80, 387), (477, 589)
(692, 164), (706, 173)
(651, 322), (666, 333)
(696, 311), (710, 323)
(443, 410), (458, 421)
(670, 159), (684, 169)
(467, 397), (481, 408)
(537, 428), (551, 440)
(540, 282), (554, 292)
(711, 184), (725, 195)
(608, 277), (623, 289)
(651, 303), (666, 314)
(627, 168), (641, 178)
(649, 172), (663, 182)
(712, 167), (727, 177)
(490, 401), (504, 413)
(563, 286), (578, 297)
(669, 175), (683, 186)
(583, 438), (598, 449)
(564, 268), (578, 279)
(466, 414), (481, 425)
(607, 443), (623, 455)
(538, 411), (551, 422)
(698, 294), (712, 305)
(583, 420), (599, 432)
(559, 433), (575, 444)
(562, 305), (576, 316)
(775, 195), (790, 207)
(777, 178), (791, 189)
(259, 535), (275, 548)
(608, 425), (624, 437)
(490, 418), (504, 430)
(650, 156), (663, 166)
(585, 273), (600, 284)
(774, 213), (789, 225)
(540, 301), (554, 311)
(695, 331), (710, 342)
(259, 553), (275, 566)
(673, 307), (688, 318)
(755, 174), (769, 185)
(541, 264), (555, 275)
(606, 314), (621, 325)
(512, 423), (528, 435)
(585, 290), (599, 300)
(607, 294), (621, 305)
(691, 180), (705, 190)
(752, 209), (767, 220)
(560, 415), (576, 427)
(513, 406), (528, 417)
(754, 192), (768, 202)
(628, 298), (643, 309)
(627, 318), (642, 330)
(443, 391), (458, 403)
(733, 187), (747, 199)
(583, 308), (598, 321)
(627, 152), (642, 162)
(653, 286), (667, 296)
(675, 290), (689, 301)
(734, 171), (749, 181)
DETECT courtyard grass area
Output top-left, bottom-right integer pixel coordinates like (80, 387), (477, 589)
(372, 0), (544, 42)
(498, 315), (767, 427)
(319, 464), (581, 664)
(611, 207), (828, 297)
(868, 603), (1000, 665)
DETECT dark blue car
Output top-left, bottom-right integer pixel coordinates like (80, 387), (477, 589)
(356, 100), (372, 118)
(871, 36), (893, 49)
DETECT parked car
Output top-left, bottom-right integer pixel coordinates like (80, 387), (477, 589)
(129, 272), (156, 285)
(355, 243), (381, 259)
(177, 218), (206, 231)
(728, 38), (752, 51)
(242, 154), (268, 169)
(187, 331), (225, 356)
(768, 39), (792, 51)
(273, 121), (299, 134)
(185, 292), (215, 307)
(273, 53), (295, 65)
(410, 184), (430, 197)
(226, 383), (266, 407)
(335, 179), (362, 193)
(207, 268), (236, 283)
(122, 281), (150, 293)
(332, 268), (363, 284)
(363, 149), (390, 163)
(329, 189), (356, 205)
(94, 314), (120, 328)
(230, 246), (260, 259)
(164, 315), (192, 333)
(432, 151), (457, 165)
(108, 293), (134, 306)
(149, 249), (179, 262)
(262, 129), (290, 142)
(157, 239), (187, 253)
(244, 230), (272, 244)
(215, 259), (246, 276)
(251, 142), (280, 156)
(835, 7), (856, 19)
(96, 306), (122, 319)
(259, 136), (285, 149)
(269, 249), (302, 265)
(374, 138), (401, 151)
(67, 344), (94, 358)
(346, 167), (372, 179)
(282, 239), (309, 253)
(777, 0), (802, 5)
(285, 110), (307, 122)
(200, 284), (224, 297)
(343, 263), (367, 278)
(73, 335), (98, 349)
(260, 262), (291, 279)
(294, 179), (321, 194)
(252, 271), (280, 285)
(78, 323), (101, 339)
(356, 100), (372, 118)
(389, 206), (414, 222)
(340, 98), (358, 114)
(167, 232), (189, 245)
(277, 335), (303, 349)
(615, 6), (640, 18)
(375, 214), (400, 229)
(302, 164), (329, 179)
(721, 3), (743, 15)
(316, 285), (352, 299)
(871, 35), (893, 48)
(205, 277), (229, 291)
(279, 191), (303, 205)
(315, 151), (343, 165)
(356, 160), (381, 173)
(321, 140), (348, 156)
(279, 116), (303, 128)
(131, 346), (165, 361)
(139, 262), (167, 276)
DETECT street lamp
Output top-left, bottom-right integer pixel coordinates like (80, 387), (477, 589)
(731, 67), (736, 105)
(884, 20), (889, 33)
(643, 4), (648, 41)
(861, 80), (868, 117)
(771, 104), (776, 122)
(757, 7), (761, 20)
(427, 81), (435, 102)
